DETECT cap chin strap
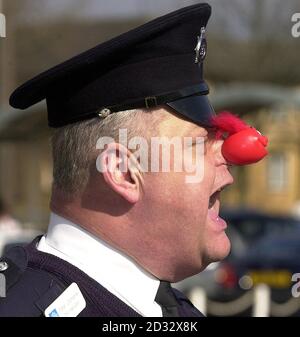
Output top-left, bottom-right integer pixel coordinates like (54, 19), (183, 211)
(49, 83), (211, 127)
(96, 83), (209, 116)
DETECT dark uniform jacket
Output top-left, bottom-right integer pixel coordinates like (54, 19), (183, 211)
(0, 237), (204, 317)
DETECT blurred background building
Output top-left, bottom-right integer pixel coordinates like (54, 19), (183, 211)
(0, 0), (299, 223)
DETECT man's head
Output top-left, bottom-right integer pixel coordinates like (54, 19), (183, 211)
(50, 105), (233, 282)
(9, 3), (235, 282)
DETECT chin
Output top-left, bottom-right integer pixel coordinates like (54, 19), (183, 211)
(206, 232), (231, 263)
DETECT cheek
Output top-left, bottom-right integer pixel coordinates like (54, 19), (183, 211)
(143, 152), (217, 222)
(181, 156), (217, 215)
(199, 159), (217, 202)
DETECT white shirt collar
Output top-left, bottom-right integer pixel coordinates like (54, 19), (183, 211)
(37, 212), (162, 317)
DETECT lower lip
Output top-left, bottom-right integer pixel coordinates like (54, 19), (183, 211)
(208, 208), (227, 230)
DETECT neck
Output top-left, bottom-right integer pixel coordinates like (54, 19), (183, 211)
(50, 188), (196, 283)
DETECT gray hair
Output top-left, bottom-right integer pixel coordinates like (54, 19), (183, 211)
(51, 108), (167, 195)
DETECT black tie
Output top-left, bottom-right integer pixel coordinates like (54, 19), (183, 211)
(155, 281), (180, 317)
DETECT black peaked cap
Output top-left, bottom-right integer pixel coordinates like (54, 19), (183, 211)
(9, 3), (214, 128)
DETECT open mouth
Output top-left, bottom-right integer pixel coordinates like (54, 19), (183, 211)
(208, 189), (227, 229)
(209, 190), (221, 211)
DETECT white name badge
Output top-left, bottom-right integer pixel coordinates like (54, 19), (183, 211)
(44, 283), (86, 317)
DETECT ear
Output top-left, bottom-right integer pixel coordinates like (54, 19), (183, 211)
(98, 143), (141, 204)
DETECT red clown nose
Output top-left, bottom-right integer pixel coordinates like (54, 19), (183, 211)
(211, 112), (268, 166)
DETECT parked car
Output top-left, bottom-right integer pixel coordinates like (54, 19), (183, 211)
(221, 208), (300, 252)
(217, 232), (300, 292)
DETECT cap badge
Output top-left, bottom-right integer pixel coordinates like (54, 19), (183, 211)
(194, 27), (207, 65)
